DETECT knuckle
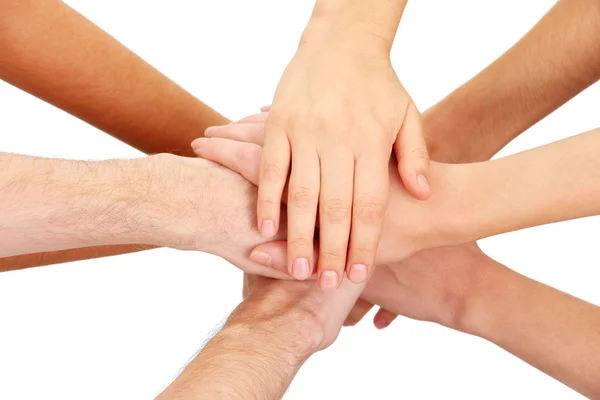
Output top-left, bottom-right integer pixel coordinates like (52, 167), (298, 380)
(320, 250), (346, 267)
(411, 147), (430, 162)
(351, 245), (376, 258)
(258, 198), (279, 210)
(322, 198), (351, 222)
(354, 197), (385, 225)
(260, 162), (285, 182)
(290, 186), (316, 210)
(239, 146), (259, 163)
(289, 237), (314, 251)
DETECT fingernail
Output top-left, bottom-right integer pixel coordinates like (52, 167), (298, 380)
(348, 264), (368, 283)
(319, 271), (339, 289)
(292, 258), (310, 279)
(374, 317), (390, 330)
(260, 220), (276, 237)
(249, 250), (272, 267)
(417, 174), (430, 193)
(191, 137), (208, 148)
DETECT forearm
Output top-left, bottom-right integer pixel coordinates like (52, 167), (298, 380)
(453, 128), (600, 243)
(0, 0), (233, 269)
(301, 0), (407, 54)
(424, 0), (600, 163)
(463, 261), (600, 398)
(0, 153), (157, 257)
(158, 318), (313, 399)
(0, 0), (227, 156)
(0, 245), (156, 273)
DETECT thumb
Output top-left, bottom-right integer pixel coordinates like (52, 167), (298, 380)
(394, 101), (431, 200)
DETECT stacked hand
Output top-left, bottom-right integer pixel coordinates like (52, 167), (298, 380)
(251, 37), (430, 288)
(194, 111), (484, 331)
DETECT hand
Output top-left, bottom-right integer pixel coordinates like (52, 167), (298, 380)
(143, 153), (289, 279)
(249, 41), (430, 288)
(198, 114), (461, 267)
(254, 240), (500, 335)
(233, 272), (366, 353)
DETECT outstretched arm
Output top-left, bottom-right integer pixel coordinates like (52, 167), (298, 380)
(0, 0), (228, 271)
(157, 275), (364, 400)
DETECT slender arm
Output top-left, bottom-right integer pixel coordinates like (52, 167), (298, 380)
(424, 0), (600, 163)
(444, 128), (600, 244)
(464, 259), (600, 399)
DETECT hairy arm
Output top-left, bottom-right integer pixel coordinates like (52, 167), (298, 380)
(157, 276), (364, 400)
(0, 153), (160, 257)
(0, 0), (229, 270)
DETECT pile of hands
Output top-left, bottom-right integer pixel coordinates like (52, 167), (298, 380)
(146, 42), (514, 359)
(142, 33), (525, 359)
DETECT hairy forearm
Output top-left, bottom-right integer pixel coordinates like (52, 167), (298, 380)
(0, 153), (159, 257)
(0, 0), (232, 270)
(464, 262), (600, 398)
(158, 320), (311, 400)
(0, 0), (227, 156)
(452, 128), (600, 243)
(424, 0), (600, 163)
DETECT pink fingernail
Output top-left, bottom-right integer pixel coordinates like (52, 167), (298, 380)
(260, 220), (276, 237)
(348, 264), (368, 283)
(417, 174), (430, 192)
(249, 250), (272, 267)
(374, 316), (390, 330)
(320, 271), (339, 289)
(292, 258), (310, 280)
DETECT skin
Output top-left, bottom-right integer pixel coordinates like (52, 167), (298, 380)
(196, 119), (600, 264)
(0, 152), (290, 279)
(156, 274), (365, 399)
(0, 0), (227, 271)
(260, 0), (430, 288)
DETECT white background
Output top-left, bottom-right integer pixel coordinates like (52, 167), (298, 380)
(0, 1), (598, 399)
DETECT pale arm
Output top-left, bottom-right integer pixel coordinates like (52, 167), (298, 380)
(0, 153), (157, 257)
(0, 0), (229, 270)
(157, 276), (364, 399)
(448, 128), (600, 244)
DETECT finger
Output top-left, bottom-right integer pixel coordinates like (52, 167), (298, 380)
(249, 240), (319, 279)
(318, 151), (354, 289)
(260, 105), (272, 112)
(394, 102), (431, 200)
(373, 308), (398, 329)
(286, 144), (320, 280)
(204, 123), (265, 145)
(258, 120), (291, 238)
(191, 137), (261, 185)
(344, 298), (375, 327)
(346, 153), (389, 284)
(237, 111), (269, 124)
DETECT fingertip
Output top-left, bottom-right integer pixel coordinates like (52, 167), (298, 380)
(373, 314), (391, 330)
(191, 137), (208, 150)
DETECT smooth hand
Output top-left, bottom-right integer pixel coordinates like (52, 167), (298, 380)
(251, 39), (430, 288)
(198, 113), (455, 267)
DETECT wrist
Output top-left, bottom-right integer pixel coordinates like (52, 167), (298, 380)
(458, 260), (524, 338)
(301, 0), (405, 56)
(224, 309), (320, 364)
